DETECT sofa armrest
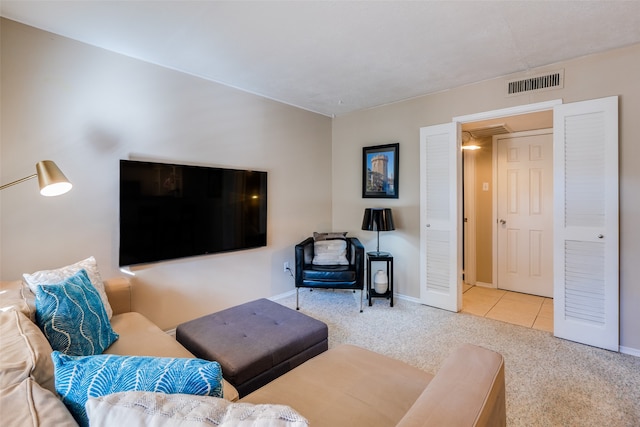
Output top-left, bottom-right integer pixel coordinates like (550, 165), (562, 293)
(396, 344), (506, 427)
(104, 277), (132, 315)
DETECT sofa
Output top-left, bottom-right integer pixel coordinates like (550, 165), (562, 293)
(0, 276), (239, 427)
(1, 274), (506, 426)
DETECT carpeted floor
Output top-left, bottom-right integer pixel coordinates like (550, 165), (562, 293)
(276, 289), (640, 427)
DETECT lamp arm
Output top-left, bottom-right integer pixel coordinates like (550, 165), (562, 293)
(0, 174), (37, 191)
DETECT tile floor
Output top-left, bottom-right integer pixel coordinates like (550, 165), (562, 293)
(462, 284), (553, 332)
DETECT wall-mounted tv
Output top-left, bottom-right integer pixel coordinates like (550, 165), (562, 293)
(119, 160), (267, 266)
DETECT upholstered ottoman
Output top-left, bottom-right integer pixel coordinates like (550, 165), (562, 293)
(176, 298), (328, 397)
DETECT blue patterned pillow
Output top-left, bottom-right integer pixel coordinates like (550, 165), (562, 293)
(35, 269), (118, 356)
(52, 351), (224, 427)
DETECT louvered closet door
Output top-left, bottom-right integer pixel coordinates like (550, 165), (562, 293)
(553, 96), (619, 351)
(419, 123), (461, 312)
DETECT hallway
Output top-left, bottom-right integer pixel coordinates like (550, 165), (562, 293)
(462, 284), (553, 332)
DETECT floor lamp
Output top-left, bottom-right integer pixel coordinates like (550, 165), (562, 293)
(0, 160), (72, 196)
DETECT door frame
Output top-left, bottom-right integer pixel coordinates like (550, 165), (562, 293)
(452, 100), (562, 298)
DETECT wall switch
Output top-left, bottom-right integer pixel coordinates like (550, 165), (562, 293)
(482, 182), (489, 191)
(284, 261), (290, 272)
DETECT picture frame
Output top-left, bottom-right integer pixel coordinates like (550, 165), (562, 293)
(362, 143), (399, 198)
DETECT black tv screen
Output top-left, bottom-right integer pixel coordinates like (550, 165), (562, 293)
(119, 160), (267, 266)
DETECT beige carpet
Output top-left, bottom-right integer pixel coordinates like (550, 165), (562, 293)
(276, 289), (640, 427)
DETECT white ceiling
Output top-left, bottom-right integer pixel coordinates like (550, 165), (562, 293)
(2, 1), (640, 117)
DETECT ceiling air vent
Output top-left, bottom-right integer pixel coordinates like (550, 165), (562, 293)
(506, 69), (564, 96)
(466, 124), (512, 139)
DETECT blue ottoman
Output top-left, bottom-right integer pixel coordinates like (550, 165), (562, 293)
(176, 298), (328, 397)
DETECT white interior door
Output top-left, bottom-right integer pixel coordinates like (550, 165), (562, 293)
(419, 123), (461, 312)
(496, 130), (554, 297)
(553, 96), (619, 351)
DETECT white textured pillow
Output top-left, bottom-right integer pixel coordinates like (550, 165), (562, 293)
(23, 256), (113, 319)
(86, 391), (308, 427)
(312, 239), (349, 266)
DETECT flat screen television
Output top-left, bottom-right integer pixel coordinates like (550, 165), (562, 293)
(119, 159), (267, 266)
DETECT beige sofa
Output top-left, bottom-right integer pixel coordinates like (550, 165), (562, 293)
(1, 277), (506, 426)
(0, 277), (238, 427)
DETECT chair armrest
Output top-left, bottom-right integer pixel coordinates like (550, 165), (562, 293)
(104, 277), (132, 315)
(348, 237), (365, 287)
(295, 237), (315, 287)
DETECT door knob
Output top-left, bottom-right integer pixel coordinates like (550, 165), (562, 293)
(598, 234), (604, 239)
(499, 219), (506, 225)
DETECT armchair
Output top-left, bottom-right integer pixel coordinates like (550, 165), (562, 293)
(295, 235), (365, 312)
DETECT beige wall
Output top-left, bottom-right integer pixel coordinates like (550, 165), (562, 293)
(332, 43), (640, 352)
(0, 19), (333, 330)
(473, 138), (493, 285)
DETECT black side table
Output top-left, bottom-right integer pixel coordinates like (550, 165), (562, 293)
(366, 251), (393, 307)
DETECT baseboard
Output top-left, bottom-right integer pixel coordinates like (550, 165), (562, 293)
(475, 281), (495, 288)
(269, 289), (296, 301)
(620, 346), (640, 358)
(395, 293), (422, 304)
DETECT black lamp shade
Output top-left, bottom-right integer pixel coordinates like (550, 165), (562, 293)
(361, 208), (395, 231)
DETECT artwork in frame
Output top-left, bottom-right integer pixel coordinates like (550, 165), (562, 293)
(362, 143), (399, 198)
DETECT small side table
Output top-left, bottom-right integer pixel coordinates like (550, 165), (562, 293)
(366, 251), (393, 307)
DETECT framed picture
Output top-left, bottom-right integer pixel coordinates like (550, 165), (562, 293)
(362, 143), (399, 198)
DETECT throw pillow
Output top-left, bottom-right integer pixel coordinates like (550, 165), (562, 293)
(23, 256), (113, 319)
(35, 269), (119, 356)
(313, 231), (347, 241)
(0, 378), (79, 427)
(0, 280), (35, 321)
(52, 352), (224, 427)
(0, 309), (56, 394)
(312, 239), (349, 265)
(86, 390), (308, 427)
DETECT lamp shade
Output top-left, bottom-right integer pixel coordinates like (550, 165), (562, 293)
(361, 208), (395, 232)
(36, 160), (72, 196)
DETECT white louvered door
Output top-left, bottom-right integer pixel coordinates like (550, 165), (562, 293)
(419, 123), (461, 312)
(553, 96), (619, 351)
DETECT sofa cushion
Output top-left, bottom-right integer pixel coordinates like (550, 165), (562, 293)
(35, 269), (119, 356)
(106, 311), (239, 402)
(0, 377), (78, 427)
(23, 256), (113, 319)
(52, 351), (224, 427)
(86, 391), (308, 427)
(241, 344), (434, 426)
(0, 309), (56, 394)
(0, 280), (35, 321)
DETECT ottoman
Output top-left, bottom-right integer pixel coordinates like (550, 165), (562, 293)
(176, 298), (328, 397)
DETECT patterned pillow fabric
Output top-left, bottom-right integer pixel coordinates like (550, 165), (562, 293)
(35, 269), (119, 356)
(86, 391), (308, 427)
(52, 352), (224, 427)
(23, 256), (113, 319)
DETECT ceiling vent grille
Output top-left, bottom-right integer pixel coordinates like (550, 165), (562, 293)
(506, 69), (564, 96)
(466, 124), (512, 139)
